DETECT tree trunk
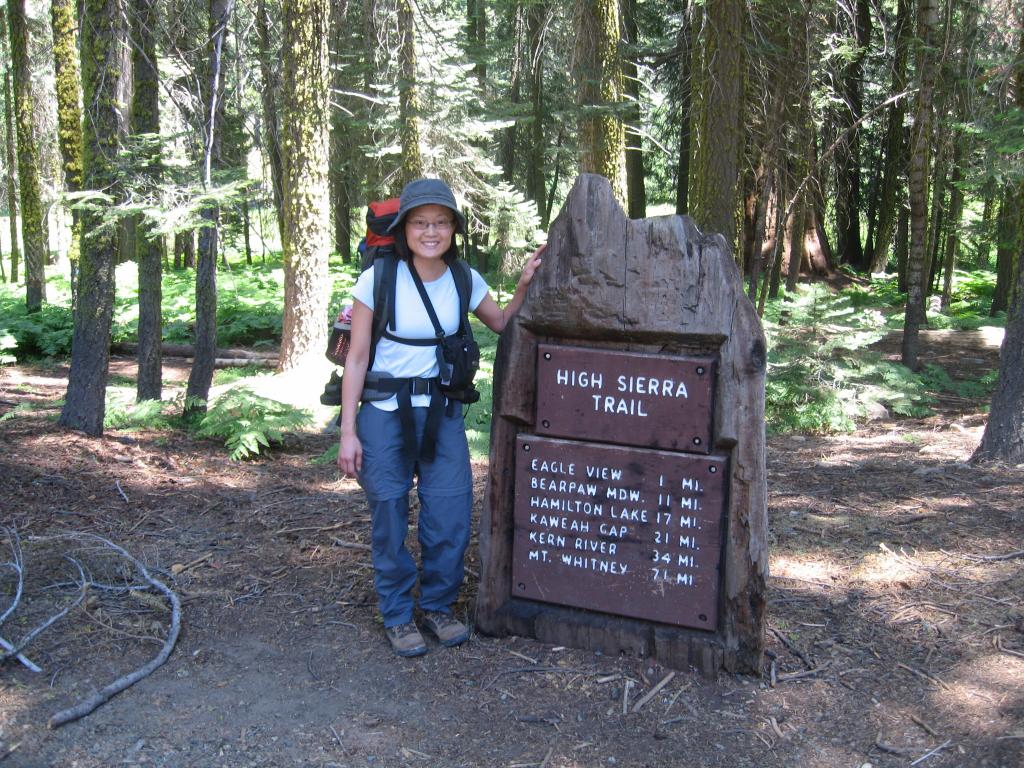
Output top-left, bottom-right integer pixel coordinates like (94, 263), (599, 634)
(361, 0), (385, 199)
(901, 0), (938, 370)
(974, 260), (1024, 462)
(674, 3), (691, 216)
(870, 0), (912, 272)
(977, 185), (995, 267)
(6, 0), (46, 311)
(2, 35), (20, 285)
(834, 0), (871, 270)
(329, 0), (352, 262)
(974, 15), (1024, 463)
(186, 0), (234, 416)
(574, 0), (626, 203)
(466, 0), (487, 89)
(896, 198), (910, 292)
(785, 201), (807, 294)
(501, 3), (524, 184)
(133, 0), (163, 402)
(279, 0), (330, 371)
(939, 153), (964, 311)
(525, 1), (548, 221)
(990, 185), (1016, 316)
(257, 0), (285, 243)
(397, 0), (423, 186)
(688, 0), (744, 244)
(50, 0), (84, 271)
(621, 0), (645, 219)
(58, 0), (129, 436)
(242, 198), (252, 265)
(924, 135), (949, 293)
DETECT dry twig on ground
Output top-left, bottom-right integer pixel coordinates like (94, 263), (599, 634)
(47, 534), (182, 729)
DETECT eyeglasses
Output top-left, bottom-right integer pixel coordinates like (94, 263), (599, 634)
(408, 218), (454, 232)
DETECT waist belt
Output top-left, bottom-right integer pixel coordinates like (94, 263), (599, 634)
(361, 374), (446, 462)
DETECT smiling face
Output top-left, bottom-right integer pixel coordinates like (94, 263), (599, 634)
(404, 204), (456, 263)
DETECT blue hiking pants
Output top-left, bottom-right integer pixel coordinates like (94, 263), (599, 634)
(356, 402), (473, 628)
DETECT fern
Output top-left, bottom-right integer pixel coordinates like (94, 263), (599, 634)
(193, 386), (313, 460)
(104, 390), (174, 431)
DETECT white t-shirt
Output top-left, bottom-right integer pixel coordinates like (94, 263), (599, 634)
(351, 260), (489, 410)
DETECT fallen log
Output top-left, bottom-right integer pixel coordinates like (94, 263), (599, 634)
(111, 342), (278, 360)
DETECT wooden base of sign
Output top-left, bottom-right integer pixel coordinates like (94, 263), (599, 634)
(476, 174), (767, 677)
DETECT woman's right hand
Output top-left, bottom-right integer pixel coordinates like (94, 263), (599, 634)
(338, 431), (362, 476)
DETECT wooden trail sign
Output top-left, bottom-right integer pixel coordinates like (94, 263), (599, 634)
(476, 174), (768, 675)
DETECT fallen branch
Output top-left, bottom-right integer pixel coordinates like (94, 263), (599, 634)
(951, 549), (1024, 563)
(910, 739), (952, 766)
(482, 666), (567, 692)
(331, 537), (371, 552)
(770, 627), (815, 670)
(48, 535), (182, 729)
(0, 558), (87, 664)
(632, 671), (676, 713)
(0, 636), (42, 673)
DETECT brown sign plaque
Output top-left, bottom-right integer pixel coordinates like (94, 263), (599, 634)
(512, 434), (726, 630)
(535, 344), (716, 453)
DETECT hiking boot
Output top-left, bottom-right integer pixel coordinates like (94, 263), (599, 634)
(385, 622), (427, 657)
(421, 611), (470, 647)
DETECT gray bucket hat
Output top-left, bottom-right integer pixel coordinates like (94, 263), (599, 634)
(387, 178), (467, 234)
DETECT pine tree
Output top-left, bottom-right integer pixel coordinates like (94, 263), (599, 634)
(58, 0), (130, 435)
(574, 0), (625, 202)
(279, 0), (330, 369)
(50, 0), (84, 269)
(133, 0), (164, 402)
(185, 0), (234, 416)
(6, 0), (46, 311)
(688, 0), (745, 246)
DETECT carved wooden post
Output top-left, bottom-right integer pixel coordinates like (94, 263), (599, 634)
(477, 174), (767, 675)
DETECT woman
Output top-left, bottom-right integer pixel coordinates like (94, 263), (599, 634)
(337, 178), (543, 657)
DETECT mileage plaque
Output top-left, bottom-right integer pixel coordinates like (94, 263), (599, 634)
(512, 434), (726, 630)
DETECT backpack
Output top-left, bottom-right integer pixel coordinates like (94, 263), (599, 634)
(321, 199), (480, 408)
(325, 198), (401, 369)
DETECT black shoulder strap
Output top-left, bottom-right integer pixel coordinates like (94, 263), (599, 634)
(451, 260), (472, 335)
(367, 254), (398, 370)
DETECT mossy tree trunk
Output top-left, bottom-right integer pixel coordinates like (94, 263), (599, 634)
(1, 20), (20, 285)
(50, 0), (84, 271)
(58, 0), (129, 436)
(397, 0), (423, 187)
(574, 0), (625, 203)
(133, 0), (163, 402)
(186, 0), (234, 416)
(279, 0), (330, 370)
(688, 0), (745, 247)
(6, 0), (46, 311)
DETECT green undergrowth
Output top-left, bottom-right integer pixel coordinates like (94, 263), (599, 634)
(763, 274), (1001, 434)
(0, 256), (363, 361)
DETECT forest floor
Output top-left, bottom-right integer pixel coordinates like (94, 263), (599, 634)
(0, 329), (1022, 768)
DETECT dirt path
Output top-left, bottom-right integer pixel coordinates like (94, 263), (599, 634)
(0, 335), (1021, 768)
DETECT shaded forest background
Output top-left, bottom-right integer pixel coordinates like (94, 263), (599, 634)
(0, 0), (1021, 457)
